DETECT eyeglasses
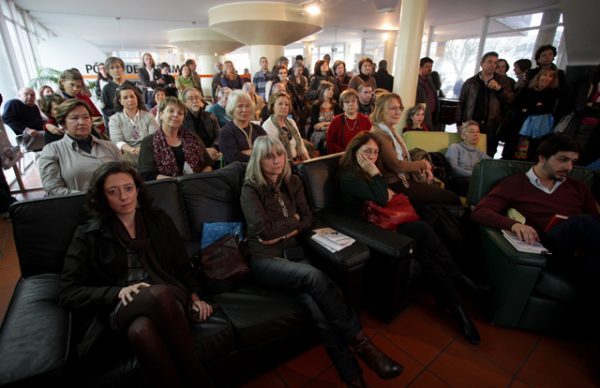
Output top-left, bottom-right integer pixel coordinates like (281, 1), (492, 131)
(186, 96), (203, 102)
(361, 148), (379, 156)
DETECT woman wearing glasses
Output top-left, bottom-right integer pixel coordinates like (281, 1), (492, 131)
(337, 132), (481, 345)
(261, 91), (309, 162)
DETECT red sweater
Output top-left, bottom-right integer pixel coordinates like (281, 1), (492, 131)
(326, 113), (371, 153)
(471, 174), (598, 232)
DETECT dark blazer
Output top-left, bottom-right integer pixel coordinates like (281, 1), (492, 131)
(183, 110), (221, 149)
(219, 121), (266, 165)
(138, 67), (162, 89)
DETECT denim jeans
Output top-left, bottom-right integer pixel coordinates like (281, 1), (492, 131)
(249, 257), (362, 382)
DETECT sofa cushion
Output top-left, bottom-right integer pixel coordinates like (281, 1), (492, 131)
(179, 163), (247, 257)
(213, 285), (311, 350)
(0, 274), (69, 385)
(534, 271), (579, 304)
(295, 153), (343, 212)
(146, 178), (189, 240)
(192, 310), (236, 364)
(10, 194), (87, 276)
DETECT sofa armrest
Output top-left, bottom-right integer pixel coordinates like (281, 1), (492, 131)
(315, 210), (415, 260)
(480, 226), (549, 268)
(0, 274), (70, 385)
(301, 219), (370, 272)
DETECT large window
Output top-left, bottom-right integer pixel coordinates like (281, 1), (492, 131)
(424, 8), (564, 99)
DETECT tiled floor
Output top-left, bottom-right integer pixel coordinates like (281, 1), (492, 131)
(1, 165), (599, 387)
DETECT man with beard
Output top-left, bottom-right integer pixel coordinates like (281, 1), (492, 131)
(472, 135), (599, 299)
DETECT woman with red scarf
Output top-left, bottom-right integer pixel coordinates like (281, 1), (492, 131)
(138, 97), (212, 181)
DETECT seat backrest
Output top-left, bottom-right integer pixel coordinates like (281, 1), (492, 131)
(10, 194), (88, 277)
(295, 153), (342, 212)
(403, 131), (486, 154)
(146, 179), (189, 239)
(179, 162), (247, 240)
(10, 179), (185, 278)
(467, 158), (597, 205)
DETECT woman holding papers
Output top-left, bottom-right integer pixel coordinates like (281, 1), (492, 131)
(338, 131), (482, 345)
(241, 136), (402, 388)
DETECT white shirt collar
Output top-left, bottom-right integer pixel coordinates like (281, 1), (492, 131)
(525, 167), (564, 194)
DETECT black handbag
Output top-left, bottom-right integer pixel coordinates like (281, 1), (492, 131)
(199, 234), (249, 282)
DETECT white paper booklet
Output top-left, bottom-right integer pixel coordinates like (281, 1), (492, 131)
(501, 230), (551, 255)
(311, 227), (355, 253)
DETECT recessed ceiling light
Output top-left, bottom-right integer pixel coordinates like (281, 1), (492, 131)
(306, 4), (321, 15)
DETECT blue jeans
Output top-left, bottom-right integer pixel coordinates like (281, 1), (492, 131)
(249, 257), (363, 382)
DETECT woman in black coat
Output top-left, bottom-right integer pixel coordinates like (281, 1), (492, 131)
(59, 161), (213, 387)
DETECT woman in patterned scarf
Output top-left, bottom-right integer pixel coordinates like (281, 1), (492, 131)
(261, 91), (309, 162)
(138, 97), (212, 181)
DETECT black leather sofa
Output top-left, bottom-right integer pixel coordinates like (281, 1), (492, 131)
(296, 154), (423, 322)
(0, 162), (369, 387)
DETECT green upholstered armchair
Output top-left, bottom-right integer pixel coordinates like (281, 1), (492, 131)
(467, 159), (597, 334)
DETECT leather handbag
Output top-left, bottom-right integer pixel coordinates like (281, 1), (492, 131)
(362, 193), (420, 230)
(199, 234), (249, 282)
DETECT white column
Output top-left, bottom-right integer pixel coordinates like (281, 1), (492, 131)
(249, 45), (284, 75)
(392, 0), (428, 129)
(383, 33), (395, 69)
(197, 54), (223, 97)
(303, 41), (314, 72)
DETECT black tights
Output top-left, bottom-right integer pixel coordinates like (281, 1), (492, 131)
(114, 285), (210, 388)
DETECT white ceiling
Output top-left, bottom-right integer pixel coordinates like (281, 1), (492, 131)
(15, 0), (561, 53)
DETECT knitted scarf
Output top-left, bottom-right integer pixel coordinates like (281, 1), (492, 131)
(270, 116), (303, 160)
(152, 127), (206, 177)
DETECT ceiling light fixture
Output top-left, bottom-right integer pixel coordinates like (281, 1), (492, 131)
(306, 4), (321, 15)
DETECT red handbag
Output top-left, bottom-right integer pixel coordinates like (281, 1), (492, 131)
(362, 194), (420, 230)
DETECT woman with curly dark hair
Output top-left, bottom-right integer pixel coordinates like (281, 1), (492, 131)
(59, 161), (214, 387)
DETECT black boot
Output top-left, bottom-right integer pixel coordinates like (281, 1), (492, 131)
(351, 331), (403, 379)
(451, 306), (481, 345)
(345, 375), (367, 388)
(454, 273), (493, 293)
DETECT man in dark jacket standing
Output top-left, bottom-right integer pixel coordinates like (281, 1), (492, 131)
(374, 60), (394, 92)
(456, 51), (514, 157)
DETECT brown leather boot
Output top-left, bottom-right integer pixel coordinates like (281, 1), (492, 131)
(351, 332), (403, 380)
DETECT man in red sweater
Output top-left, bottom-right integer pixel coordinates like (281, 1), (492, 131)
(472, 134), (600, 285)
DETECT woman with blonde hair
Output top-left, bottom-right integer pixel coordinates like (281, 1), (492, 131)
(261, 91), (309, 162)
(370, 92), (461, 205)
(218, 90), (267, 165)
(502, 67), (560, 160)
(219, 60), (243, 90)
(241, 136), (403, 387)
